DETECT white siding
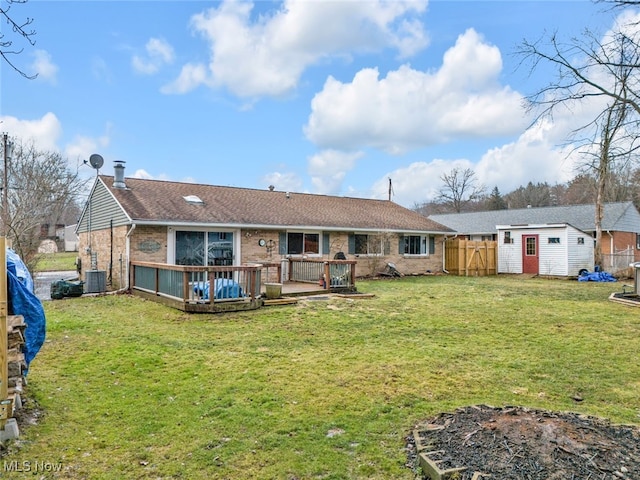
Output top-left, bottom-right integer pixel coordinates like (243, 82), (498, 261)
(567, 227), (594, 276)
(497, 229), (522, 274)
(77, 179), (130, 233)
(538, 227), (568, 276)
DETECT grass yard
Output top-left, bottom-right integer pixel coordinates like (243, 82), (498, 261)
(5, 275), (639, 479)
(34, 252), (78, 272)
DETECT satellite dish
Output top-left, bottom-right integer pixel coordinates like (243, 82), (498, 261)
(88, 153), (104, 170)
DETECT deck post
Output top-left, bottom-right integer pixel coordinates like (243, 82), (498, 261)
(249, 268), (257, 300)
(351, 262), (356, 287)
(207, 271), (213, 304)
(323, 262), (330, 290)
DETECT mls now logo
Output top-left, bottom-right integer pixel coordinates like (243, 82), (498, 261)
(3, 460), (63, 473)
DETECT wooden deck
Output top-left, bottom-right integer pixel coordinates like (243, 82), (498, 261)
(129, 260), (357, 313)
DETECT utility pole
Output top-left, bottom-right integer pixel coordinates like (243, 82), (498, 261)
(2, 133), (8, 237)
(0, 134), (8, 430)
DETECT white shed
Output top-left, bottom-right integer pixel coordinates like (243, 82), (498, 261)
(496, 223), (594, 276)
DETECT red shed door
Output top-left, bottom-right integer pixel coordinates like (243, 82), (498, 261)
(522, 234), (539, 274)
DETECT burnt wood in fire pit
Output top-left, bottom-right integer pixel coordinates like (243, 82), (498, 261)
(408, 405), (640, 480)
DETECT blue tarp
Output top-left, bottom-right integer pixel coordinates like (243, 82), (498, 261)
(194, 278), (244, 300)
(578, 270), (617, 282)
(7, 248), (46, 373)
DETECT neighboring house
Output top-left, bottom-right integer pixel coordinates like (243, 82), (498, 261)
(76, 162), (452, 290)
(59, 224), (79, 252)
(430, 202), (640, 276)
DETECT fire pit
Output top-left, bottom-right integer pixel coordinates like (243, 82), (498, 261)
(407, 405), (640, 480)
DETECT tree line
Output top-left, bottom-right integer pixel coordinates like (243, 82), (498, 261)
(413, 166), (640, 216)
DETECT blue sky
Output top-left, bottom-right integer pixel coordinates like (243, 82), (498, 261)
(1, 0), (637, 207)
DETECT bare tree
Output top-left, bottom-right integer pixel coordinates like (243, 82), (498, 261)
(1, 137), (88, 271)
(518, 14), (640, 268)
(1, 0), (37, 78)
(437, 167), (485, 213)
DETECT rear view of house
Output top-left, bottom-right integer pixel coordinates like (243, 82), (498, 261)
(76, 162), (453, 292)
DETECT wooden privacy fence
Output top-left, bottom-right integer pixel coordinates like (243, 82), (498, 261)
(445, 239), (497, 276)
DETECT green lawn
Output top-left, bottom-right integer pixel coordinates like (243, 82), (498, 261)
(34, 252), (78, 272)
(5, 275), (639, 479)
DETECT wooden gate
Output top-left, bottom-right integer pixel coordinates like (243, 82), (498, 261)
(445, 239), (497, 276)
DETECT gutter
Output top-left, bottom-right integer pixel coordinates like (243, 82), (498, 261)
(606, 230), (613, 255)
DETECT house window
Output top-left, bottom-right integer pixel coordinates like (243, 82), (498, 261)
(548, 237), (561, 244)
(504, 231), (513, 244)
(636, 234), (640, 250)
(175, 231), (204, 265)
(287, 232), (319, 255)
(175, 230), (234, 266)
(403, 235), (429, 255)
(400, 235), (435, 255)
(354, 234), (383, 255)
(207, 231), (234, 265)
(577, 237), (585, 245)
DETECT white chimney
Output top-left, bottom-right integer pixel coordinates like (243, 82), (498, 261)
(113, 160), (126, 188)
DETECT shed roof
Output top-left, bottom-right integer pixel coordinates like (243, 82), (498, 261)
(429, 202), (640, 234)
(99, 175), (452, 233)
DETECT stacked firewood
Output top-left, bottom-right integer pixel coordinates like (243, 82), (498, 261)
(6, 315), (26, 415)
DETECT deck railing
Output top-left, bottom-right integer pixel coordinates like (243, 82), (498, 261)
(288, 258), (356, 289)
(130, 261), (262, 304)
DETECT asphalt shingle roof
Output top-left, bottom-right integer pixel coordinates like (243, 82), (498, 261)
(100, 175), (452, 233)
(429, 202), (640, 234)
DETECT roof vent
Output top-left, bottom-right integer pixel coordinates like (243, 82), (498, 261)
(113, 161), (126, 188)
(183, 195), (204, 205)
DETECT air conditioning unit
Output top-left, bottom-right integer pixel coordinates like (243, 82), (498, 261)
(85, 270), (106, 293)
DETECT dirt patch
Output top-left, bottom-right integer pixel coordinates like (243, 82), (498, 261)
(407, 405), (640, 479)
(0, 395), (43, 456)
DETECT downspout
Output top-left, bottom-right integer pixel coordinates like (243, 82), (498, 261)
(606, 230), (614, 271)
(108, 219), (113, 286)
(124, 224), (136, 290)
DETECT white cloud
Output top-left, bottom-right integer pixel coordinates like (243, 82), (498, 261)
(91, 56), (114, 83)
(0, 113), (62, 151)
(0, 113), (113, 172)
(64, 132), (111, 168)
(132, 37), (175, 75)
(370, 118), (584, 208)
(171, 0), (428, 97)
(305, 28), (527, 154)
(131, 169), (155, 179)
(261, 171), (303, 192)
(31, 50), (58, 83)
(475, 119), (580, 194)
(308, 149), (363, 194)
(371, 158), (474, 207)
(161, 63), (210, 94)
